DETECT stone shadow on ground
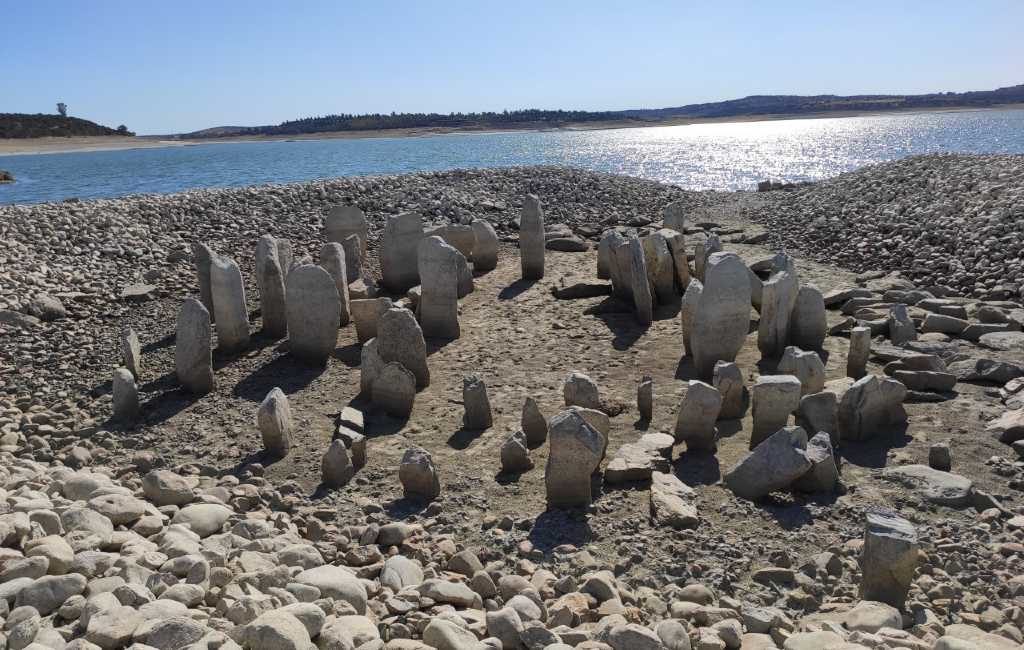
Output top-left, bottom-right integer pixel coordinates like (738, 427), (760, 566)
(141, 331), (175, 353)
(528, 509), (594, 554)
(212, 335), (282, 371)
(447, 425), (487, 450)
(384, 497), (431, 519)
(221, 448), (287, 479)
(673, 450), (721, 487)
(755, 495), (815, 531)
(674, 356), (700, 382)
(498, 279), (538, 301)
(231, 354), (325, 402)
(332, 342), (362, 368)
(837, 423), (912, 469)
(588, 310), (649, 351)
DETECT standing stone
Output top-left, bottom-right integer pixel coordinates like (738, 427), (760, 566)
(520, 194), (545, 281)
(674, 381), (722, 450)
(258, 388), (292, 457)
(545, 410), (603, 508)
(888, 304), (917, 346)
(837, 375), (908, 441)
(723, 426), (811, 499)
(797, 391), (839, 445)
(757, 254), (799, 358)
(377, 308), (429, 389)
(749, 267), (764, 312)
(564, 372), (601, 411)
(286, 265), (341, 364)
(400, 447), (440, 501)
(276, 239), (293, 278)
(455, 249), (474, 298)
(629, 238), (654, 325)
(751, 375), (802, 448)
(691, 252), (752, 378)
(319, 243), (352, 327)
(569, 406), (611, 466)
(713, 361), (746, 419)
(679, 278), (703, 356)
(847, 326), (871, 379)
(605, 232), (631, 300)
(322, 440), (355, 488)
(191, 243), (216, 320)
(597, 230), (618, 280)
(120, 327), (142, 380)
(793, 432), (839, 493)
(340, 234), (363, 284)
(350, 297), (393, 343)
(860, 510), (918, 608)
(381, 212), (424, 293)
(693, 242), (706, 282)
(701, 233), (723, 279)
(373, 362), (416, 418)
(790, 285), (827, 350)
(112, 368), (139, 422)
(418, 236), (461, 339)
(662, 200), (686, 234)
(434, 224), (476, 260)
(256, 236), (288, 339)
(662, 228), (691, 291)
(175, 299), (214, 394)
(522, 397), (548, 446)
(210, 256), (250, 352)
(642, 232), (675, 303)
(359, 338), (384, 395)
(501, 430), (533, 473)
(929, 442), (951, 471)
(463, 375), (493, 429)
(325, 205), (368, 259)
(471, 219), (499, 272)
(637, 375), (653, 422)
(777, 346), (826, 396)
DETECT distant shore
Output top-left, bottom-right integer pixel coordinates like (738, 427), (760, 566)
(2, 103), (1023, 157)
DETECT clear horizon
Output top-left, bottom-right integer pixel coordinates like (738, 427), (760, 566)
(3, 0), (1022, 135)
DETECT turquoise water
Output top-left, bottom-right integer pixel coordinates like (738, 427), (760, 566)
(2, 108), (1024, 205)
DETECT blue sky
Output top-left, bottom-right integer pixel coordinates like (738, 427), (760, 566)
(2, 0), (1022, 135)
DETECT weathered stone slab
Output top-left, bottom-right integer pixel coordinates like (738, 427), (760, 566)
(662, 200), (685, 233)
(713, 361), (745, 419)
(629, 238), (653, 325)
(661, 228), (691, 291)
(257, 236), (288, 338)
(471, 219), (499, 272)
(674, 381), (722, 450)
(191, 242), (216, 320)
(545, 410), (603, 508)
(121, 327), (142, 380)
(112, 368), (139, 422)
(500, 430), (533, 473)
(319, 243), (352, 327)
(790, 285), (827, 350)
(325, 204), (368, 259)
(418, 236), (461, 339)
(210, 255), (250, 352)
(520, 194), (545, 281)
(258, 387), (292, 457)
(642, 231), (675, 304)
(691, 252), (752, 379)
(679, 278), (703, 356)
(350, 297), (393, 343)
(286, 265), (341, 365)
(793, 432), (838, 493)
(373, 362), (416, 418)
(797, 391), (838, 444)
(847, 326), (871, 379)
(838, 375), (908, 441)
(462, 374), (493, 429)
(882, 464), (973, 506)
(888, 303), (917, 345)
(751, 375), (802, 448)
(637, 375), (653, 422)
(650, 472), (698, 529)
(522, 396), (548, 446)
(380, 212), (423, 293)
(176, 298), (214, 394)
(724, 426), (811, 500)
(757, 254), (799, 358)
(564, 372), (601, 410)
(377, 307), (429, 389)
(777, 346), (825, 396)
(860, 510), (918, 608)
(400, 447), (440, 500)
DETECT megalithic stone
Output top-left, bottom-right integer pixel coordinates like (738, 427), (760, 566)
(642, 231), (675, 304)
(860, 510), (919, 608)
(175, 298), (214, 394)
(210, 255), (250, 353)
(790, 285), (827, 350)
(285, 264), (341, 365)
(191, 242), (216, 321)
(662, 200), (686, 233)
(758, 253), (799, 358)
(545, 410), (603, 509)
(340, 234), (362, 284)
(258, 387), (292, 457)
(418, 236), (461, 339)
(629, 238), (653, 325)
(121, 327), (142, 380)
(325, 204), (368, 259)
(690, 252), (752, 379)
(381, 211), (424, 293)
(520, 194), (545, 281)
(471, 219), (499, 273)
(256, 235), (287, 339)
(607, 232), (632, 301)
(680, 278), (703, 356)
(847, 326), (871, 379)
(319, 243), (352, 327)
(377, 307), (429, 389)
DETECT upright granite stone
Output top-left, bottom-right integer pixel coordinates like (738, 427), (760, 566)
(888, 303), (917, 345)
(838, 374), (908, 441)
(210, 255), (250, 352)
(701, 233), (723, 279)
(175, 298), (214, 394)
(564, 372), (601, 411)
(679, 278), (703, 356)
(340, 234), (363, 284)
(286, 265), (341, 365)
(674, 381), (722, 450)
(860, 510), (918, 608)
(713, 361), (746, 419)
(545, 410), (603, 509)
(790, 285), (827, 350)
(777, 346), (826, 396)
(463, 374), (493, 429)
(400, 446), (440, 501)
(597, 230), (617, 280)
(691, 252), (752, 378)
(500, 430), (533, 473)
(319, 243), (352, 327)
(637, 375), (654, 422)
(693, 241), (706, 283)
(757, 254), (799, 358)
(350, 297), (393, 343)
(847, 326), (871, 379)
(455, 248), (474, 298)
(373, 362), (416, 418)
(522, 397), (548, 446)
(724, 426), (811, 500)
(377, 307), (429, 388)
(359, 338), (384, 395)
(605, 232), (631, 300)
(256, 236), (288, 339)
(751, 375), (802, 448)
(321, 440), (355, 488)
(258, 387), (292, 457)
(661, 228), (690, 291)
(520, 194), (545, 281)
(191, 242), (216, 320)
(121, 327), (142, 380)
(112, 368), (139, 422)
(797, 391), (839, 444)
(380, 212), (424, 293)
(642, 231), (676, 303)
(629, 238), (654, 325)
(325, 204), (368, 259)
(662, 200), (686, 233)
(471, 219), (499, 272)
(276, 238), (293, 278)
(434, 224), (476, 260)
(418, 236), (462, 339)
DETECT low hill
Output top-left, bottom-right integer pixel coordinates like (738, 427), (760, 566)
(0, 113), (133, 139)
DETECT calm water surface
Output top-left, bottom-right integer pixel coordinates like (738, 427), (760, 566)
(2, 109), (1024, 205)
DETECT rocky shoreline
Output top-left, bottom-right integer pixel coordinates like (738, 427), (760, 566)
(1, 157), (1023, 650)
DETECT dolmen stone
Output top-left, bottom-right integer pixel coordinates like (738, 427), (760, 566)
(847, 326), (871, 379)
(679, 278), (702, 356)
(797, 391), (839, 444)
(750, 375), (802, 449)
(500, 430), (533, 474)
(418, 236), (461, 339)
(463, 374), (493, 429)
(522, 396), (548, 446)
(662, 228), (690, 291)
(929, 442), (952, 471)
(757, 254), (799, 358)
(325, 204), (368, 259)
(637, 375), (653, 422)
(111, 368), (139, 422)
(359, 338), (384, 395)
(210, 255), (250, 352)
(400, 447), (440, 501)
(432, 224), (476, 261)
(335, 424), (366, 467)
(471, 219), (499, 272)
(777, 346), (826, 396)
(713, 361), (745, 419)
(381, 211), (424, 293)
(597, 229), (617, 280)
(191, 242), (216, 320)
(373, 362), (416, 418)
(545, 410), (603, 509)
(520, 194), (545, 280)
(629, 238), (654, 325)
(564, 371), (601, 411)
(350, 297), (393, 343)
(569, 406), (610, 466)
(455, 248), (474, 298)
(256, 235), (288, 338)
(650, 472), (698, 529)
(319, 243), (352, 327)
(724, 426), (811, 500)
(674, 381), (722, 451)
(377, 307), (429, 389)
(175, 298), (214, 394)
(321, 440), (355, 488)
(888, 303), (917, 345)
(603, 231), (631, 300)
(860, 510), (918, 608)
(793, 432), (838, 493)
(120, 327), (142, 380)
(690, 252), (753, 378)
(789, 285), (827, 350)
(881, 464), (973, 506)
(837, 375), (908, 441)
(642, 231), (675, 304)
(662, 200), (686, 233)
(286, 265), (340, 365)
(340, 234), (363, 284)
(258, 387), (292, 457)
(604, 441), (669, 483)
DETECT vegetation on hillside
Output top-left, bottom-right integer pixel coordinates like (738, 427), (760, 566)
(0, 113), (133, 139)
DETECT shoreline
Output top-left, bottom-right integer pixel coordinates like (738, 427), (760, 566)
(2, 103), (1023, 157)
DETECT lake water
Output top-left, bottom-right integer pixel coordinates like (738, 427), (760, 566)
(3, 108), (1024, 205)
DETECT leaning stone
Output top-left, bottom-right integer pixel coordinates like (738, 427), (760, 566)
(520, 194), (545, 280)
(642, 231), (676, 303)
(723, 426), (811, 500)
(691, 252), (752, 379)
(661, 228), (691, 291)
(319, 243), (352, 327)
(757, 254), (799, 358)
(359, 338), (384, 395)
(501, 430), (533, 474)
(713, 361), (745, 419)
(286, 265), (340, 365)
(637, 375), (653, 422)
(838, 375), (908, 441)
(256, 235), (288, 338)
(120, 328), (142, 380)
(692, 241), (706, 282)
(380, 212), (424, 293)
(335, 425), (366, 467)
(629, 238), (654, 325)
(321, 440), (355, 488)
(418, 236), (462, 339)
(400, 447), (440, 501)
(522, 397), (548, 446)
(111, 368), (139, 423)
(604, 231), (631, 300)
(350, 297), (393, 343)
(258, 388), (292, 457)
(545, 410), (603, 508)
(674, 381), (722, 450)
(860, 510), (918, 608)
(471, 219), (499, 272)
(888, 304), (917, 345)
(564, 372), (601, 411)
(372, 362), (416, 418)
(597, 230), (618, 280)
(750, 375), (802, 448)
(191, 243), (216, 319)
(881, 464), (973, 506)
(793, 432), (838, 493)
(777, 346), (826, 396)
(210, 255), (250, 352)
(377, 307), (429, 389)
(789, 285), (827, 350)
(325, 204), (368, 259)
(679, 278), (703, 356)
(650, 472), (698, 529)
(463, 374), (493, 429)
(847, 326), (871, 379)
(796, 391), (839, 445)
